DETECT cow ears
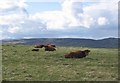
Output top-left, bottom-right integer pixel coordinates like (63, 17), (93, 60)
(85, 49), (90, 52)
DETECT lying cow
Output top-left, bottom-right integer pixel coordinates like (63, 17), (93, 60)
(44, 45), (56, 51)
(34, 44), (44, 48)
(64, 50), (90, 58)
(47, 44), (56, 47)
(32, 48), (39, 51)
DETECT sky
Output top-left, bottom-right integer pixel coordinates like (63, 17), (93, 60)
(0, 0), (119, 39)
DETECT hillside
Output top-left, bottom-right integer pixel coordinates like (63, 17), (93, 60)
(2, 38), (119, 48)
(2, 45), (118, 81)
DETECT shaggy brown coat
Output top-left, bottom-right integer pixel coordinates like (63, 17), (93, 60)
(44, 45), (56, 51)
(34, 45), (44, 48)
(64, 50), (90, 58)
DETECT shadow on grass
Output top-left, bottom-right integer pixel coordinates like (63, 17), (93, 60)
(85, 57), (98, 61)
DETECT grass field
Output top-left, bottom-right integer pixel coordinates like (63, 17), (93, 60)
(2, 44), (118, 81)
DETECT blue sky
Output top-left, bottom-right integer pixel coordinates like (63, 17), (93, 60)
(26, 2), (61, 14)
(0, 0), (119, 39)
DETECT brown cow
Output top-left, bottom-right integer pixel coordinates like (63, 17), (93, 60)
(64, 50), (90, 58)
(34, 44), (44, 48)
(47, 44), (56, 47)
(32, 48), (39, 51)
(44, 45), (56, 51)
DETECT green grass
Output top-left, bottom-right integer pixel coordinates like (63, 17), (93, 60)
(0, 45), (2, 82)
(2, 44), (118, 81)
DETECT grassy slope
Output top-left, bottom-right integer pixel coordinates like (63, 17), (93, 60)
(0, 45), (2, 82)
(2, 45), (118, 81)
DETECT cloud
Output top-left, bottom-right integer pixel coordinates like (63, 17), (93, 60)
(97, 17), (109, 26)
(31, 11), (67, 30)
(8, 26), (21, 33)
(0, 0), (118, 39)
(30, 0), (94, 30)
(62, 0), (85, 27)
(0, 0), (27, 10)
(83, 2), (118, 25)
(31, 0), (118, 30)
(31, 0), (82, 30)
(0, 0), (28, 25)
(0, 14), (26, 25)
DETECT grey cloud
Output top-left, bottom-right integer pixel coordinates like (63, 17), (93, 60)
(0, 1), (118, 39)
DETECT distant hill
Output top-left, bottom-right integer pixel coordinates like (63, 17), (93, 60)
(1, 38), (119, 48)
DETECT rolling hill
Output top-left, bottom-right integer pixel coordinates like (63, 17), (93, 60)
(1, 38), (119, 48)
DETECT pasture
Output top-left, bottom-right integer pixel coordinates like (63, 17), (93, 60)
(2, 44), (118, 81)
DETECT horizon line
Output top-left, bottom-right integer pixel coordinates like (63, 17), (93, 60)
(1, 37), (119, 41)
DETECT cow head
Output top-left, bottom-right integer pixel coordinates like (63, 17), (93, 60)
(84, 50), (90, 56)
(40, 45), (44, 48)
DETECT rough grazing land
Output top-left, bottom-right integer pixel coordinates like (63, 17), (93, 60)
(2, 44), (118, 81)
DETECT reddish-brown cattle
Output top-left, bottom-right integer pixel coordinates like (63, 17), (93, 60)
(47, 44), (56, 47)
(32, 48), (39, 51)
(64, 50), (90, 58)
(44, 45), (56, 51)
(34, 45), (44, 48)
